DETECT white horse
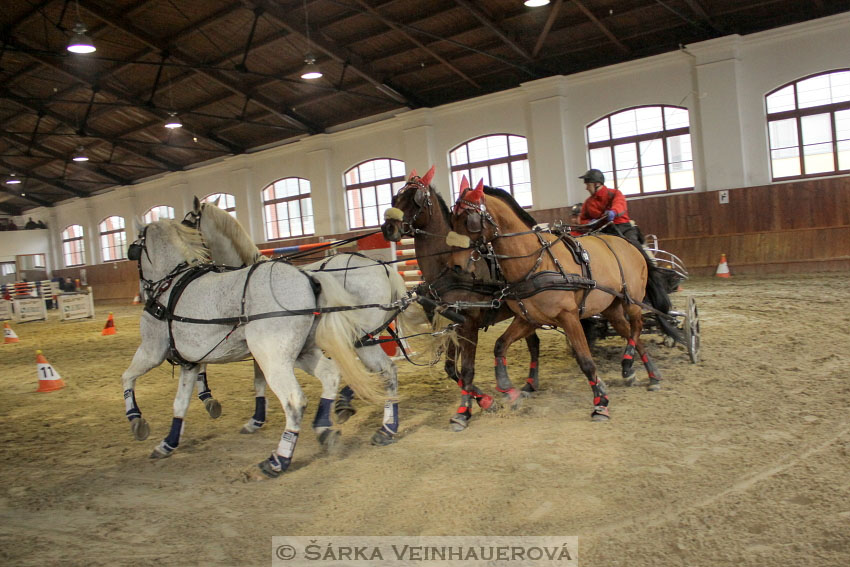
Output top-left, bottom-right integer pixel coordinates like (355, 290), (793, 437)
(121, 219), (385, 477)
(184, 198), (413, 445)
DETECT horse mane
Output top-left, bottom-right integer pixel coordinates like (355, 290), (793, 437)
(170, 221), (211, 264)
(201, 202), (261, 264)
(483, 186), (537, 228)
(430, 187), (452, 222)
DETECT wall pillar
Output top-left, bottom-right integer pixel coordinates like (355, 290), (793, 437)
(522, 77), (573, 210)
(688, 36), (748, 191)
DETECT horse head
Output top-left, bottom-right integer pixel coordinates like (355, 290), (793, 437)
(447, 179), (502, 274)
(380, 165), (437, 241)
(130, 220), (210, 283)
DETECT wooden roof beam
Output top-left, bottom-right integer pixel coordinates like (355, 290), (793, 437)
(245, 0), (419, 106)
(571, 0), (630, 54)
(533, 0), (564, 59)
(79, 0), (321, 134)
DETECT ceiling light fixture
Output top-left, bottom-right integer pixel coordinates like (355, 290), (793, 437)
(524, 0), (550, 7)
(164, 112), (183, 129)
(66, 1), (96, 54)
(6, 173), (22, 185)
(300, 54), (323, 80)
(72, 146), (89, 162)
(300, 0), (323, 80)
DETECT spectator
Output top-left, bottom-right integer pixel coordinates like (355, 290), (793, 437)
(25, 217), (38, 229)
(36, 220), (47, 229)
(7, 220), (18, 231)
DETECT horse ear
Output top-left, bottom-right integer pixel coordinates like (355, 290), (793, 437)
(421, 165), (436, 187)
(468, 179), (485, 203)
(408, 168), (418, 180)
(133, 215), (145, 233)
(459, 175), (470, 193)
(193, 196), (201, 212)
(212, 195), (221, 207)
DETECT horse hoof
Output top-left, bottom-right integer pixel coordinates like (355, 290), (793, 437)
(449, 414), (469, 432)
(149, 443), (173, 459)
(240, 420), (264, 434)
(130, 418), (150, 441)
(371, 429), (396, 446)
(257, 459), (282, 479)
(335, 407), (356, 424)
(623, 372), (636, 386)
(317, 428), (341, 449)
(647, 379), (662, 392)
(204, 398), (222, 419)
(591, 406), (610, 422)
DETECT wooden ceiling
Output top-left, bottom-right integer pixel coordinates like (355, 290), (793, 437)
(1, 0), (845, 214)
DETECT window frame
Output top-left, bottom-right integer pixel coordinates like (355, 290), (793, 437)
(98, 215), (126, 263)
(201, 193), (237, 217)
(262, 177), (315, 241)
(344, 158), (406, 230)
(586, 104), (694, 195)
(142, 205), (175, 224)
(61, 224), (86, 267)
(449, 133), (532, 207)
(765, 69), (850, 181)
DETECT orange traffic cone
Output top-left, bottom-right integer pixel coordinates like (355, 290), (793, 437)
(36, 350), (65, 392)
(715, 253), (731, 278)
(102, 312), (116, 335)
(4, 322), (20, 344)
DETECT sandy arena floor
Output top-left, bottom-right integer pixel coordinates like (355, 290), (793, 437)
(1, 272), (849, 566)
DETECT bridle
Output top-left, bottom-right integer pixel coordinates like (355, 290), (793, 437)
(127, 226), (195, 305)
(390, 176), (432, 237)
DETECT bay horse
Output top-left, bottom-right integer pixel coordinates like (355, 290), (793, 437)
(447, 180), (668, 420)
(121, 219), (386, 477)
(183, 197), (414, 445)
(381, 166), (541, 431)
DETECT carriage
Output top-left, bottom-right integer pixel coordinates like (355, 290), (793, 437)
(581, 234), (700, 364)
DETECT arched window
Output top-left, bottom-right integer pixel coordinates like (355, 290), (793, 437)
(142, 205), (175, 224)
(344, 158), (406, 229)
(766, 69), (850, 180)
(262, 177), (314, 240)
(99, 216), (126, 262)
(201, 193), (237, 218)
(450, 134), (532, 207)
(62, 224), (85, 267)
(586, 105), (693, 195)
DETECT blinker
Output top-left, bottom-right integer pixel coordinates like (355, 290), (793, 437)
(127, 243), (143, 261)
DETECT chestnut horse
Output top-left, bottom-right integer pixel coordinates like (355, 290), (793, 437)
(381, 167), (541, 431)
(448, 180), (667, 420)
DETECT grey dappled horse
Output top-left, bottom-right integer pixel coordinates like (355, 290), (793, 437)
(185, 198), (413, 445)
(121, 219), (385, 477)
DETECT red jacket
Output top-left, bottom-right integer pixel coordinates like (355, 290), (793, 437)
(579, 185), (631, 224)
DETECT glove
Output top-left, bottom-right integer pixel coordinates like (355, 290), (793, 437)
(606, 210), (617, 222)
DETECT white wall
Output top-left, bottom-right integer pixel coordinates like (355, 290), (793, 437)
(16, 11), (849, 268)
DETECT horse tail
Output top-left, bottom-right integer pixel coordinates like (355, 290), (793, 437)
(644, 260), (683, 340)
(309, 271), (385, 404)
(645, 263), (672, 314)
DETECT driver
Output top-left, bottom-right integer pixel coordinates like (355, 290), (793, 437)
(577, 168), (644, 250)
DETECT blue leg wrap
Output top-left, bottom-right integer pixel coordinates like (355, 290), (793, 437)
(381, 401), (399, 435)
(164, 417), (183, 449)
(339, 385), (355, 402)
(124, 389), (141, 421)
(252, 396), (266, 424)
(313, 398), (333, 429)
(196, 372), (212, 402)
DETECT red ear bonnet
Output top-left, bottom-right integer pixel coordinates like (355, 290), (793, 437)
(458, 175), (470, 194)
(408, 168), (418, 180)
(468, 179), (485, 203)
(420, 165), (436, 187)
